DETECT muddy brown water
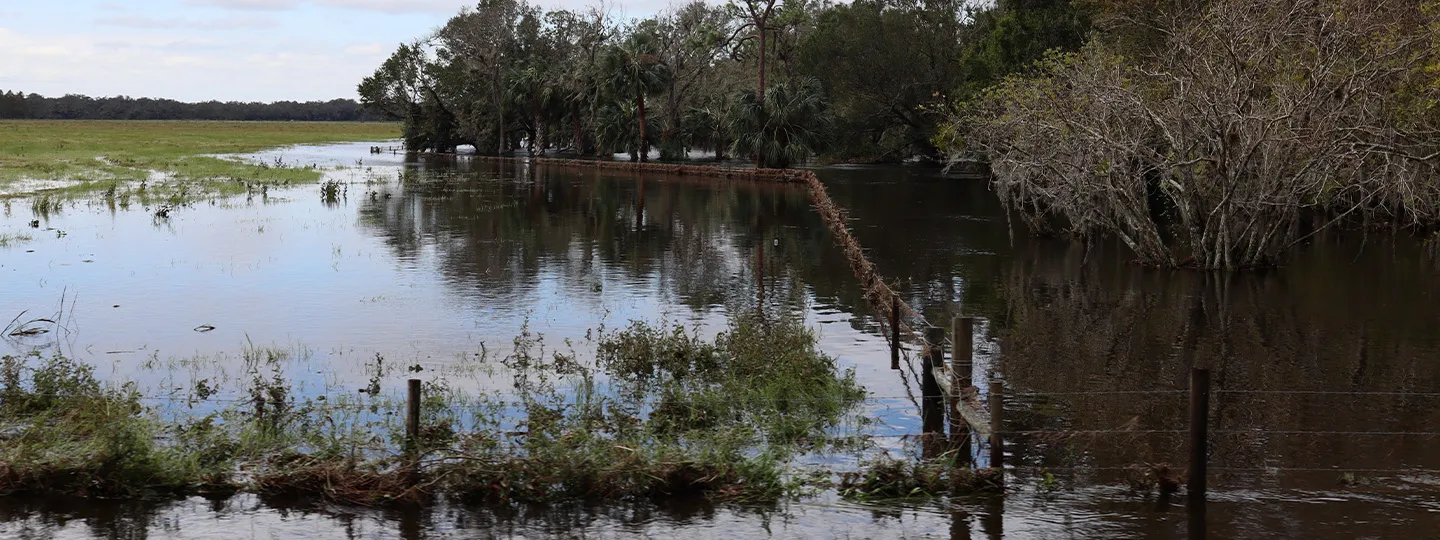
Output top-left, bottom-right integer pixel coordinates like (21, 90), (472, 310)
(2, 141), (1439, 538)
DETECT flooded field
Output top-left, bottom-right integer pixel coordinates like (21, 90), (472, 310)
(3, 142), (1440, 538)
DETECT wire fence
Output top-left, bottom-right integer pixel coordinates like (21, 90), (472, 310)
(9, 380), (1440, 482)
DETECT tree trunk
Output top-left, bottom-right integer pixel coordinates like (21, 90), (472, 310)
(755, 20), (769, 168)
(665, 82), (677, 160)
(637, 92), (648, 163)
(757, 23), (767, 100)
(494, 65), (505, 157)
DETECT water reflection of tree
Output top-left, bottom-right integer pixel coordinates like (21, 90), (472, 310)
(809, 168), (1014, 331)
(355, 159), (826, 316)
(995, 237), (1440, 481)
(355, 160), (1022, 345)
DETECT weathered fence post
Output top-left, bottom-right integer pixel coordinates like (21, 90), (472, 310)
(920, 326), (946, 458)
(890, 295), (901, 370)
(1188, 368), (1210, 508)
(953, 317), (973, 390)
(989, 377), (1004, 470)
(925, 326), (946, 369)
(406, 378), (422, 449)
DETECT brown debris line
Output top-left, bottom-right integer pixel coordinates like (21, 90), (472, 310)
(253, 455), (431, 506)
(788, 168), (934, 347)
(458, 155), (936, 349)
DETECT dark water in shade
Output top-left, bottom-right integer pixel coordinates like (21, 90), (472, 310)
(3, 141), (1440, 538)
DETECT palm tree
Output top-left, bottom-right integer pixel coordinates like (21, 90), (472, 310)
(682, 105), (730, 161)
(595, 100), (661, 160)
(506, 64), (564, 156)
(595, 101), (641, 160)
(728, 77), (830, 169)
(602, 33), (671, 162)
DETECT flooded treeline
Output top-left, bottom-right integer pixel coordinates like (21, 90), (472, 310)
(358, 0), (1089, 164)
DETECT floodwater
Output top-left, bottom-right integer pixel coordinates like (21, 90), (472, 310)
(3, 141), (1440, 538)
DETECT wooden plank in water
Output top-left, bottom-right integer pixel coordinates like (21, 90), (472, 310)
(935, 365), (992, 440)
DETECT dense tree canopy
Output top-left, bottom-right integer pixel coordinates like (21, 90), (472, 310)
(359, 0), (1092, 165)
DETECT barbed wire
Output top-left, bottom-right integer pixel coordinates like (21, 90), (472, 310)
(1214, 390), (1440, 397)
(1207, 467), (1440, 473)
(16, 386), (1440, 404)
(1012, 390), (1187, 397)
(8, 391), (976, 405)
(1003, 465), (1440, 474)
(1210, 430), (1440, 436)
(1005, 429), (1186, 435)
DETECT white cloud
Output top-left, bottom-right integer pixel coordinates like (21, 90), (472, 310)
(3, 0), (677, 102)
(316, 0), (473, 13)
(184, 0), (472, 13)
(95, 15), (279, 30)
(183, 0), (301, 10)
(0, 27), (374, 102)
(162, 55), (209, 67)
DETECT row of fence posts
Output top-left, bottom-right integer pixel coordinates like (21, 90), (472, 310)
(398, 317), (1213, 531)
(898, 316), (1211, 528)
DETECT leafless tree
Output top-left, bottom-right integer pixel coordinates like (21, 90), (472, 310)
(959, 0), (1440, 268)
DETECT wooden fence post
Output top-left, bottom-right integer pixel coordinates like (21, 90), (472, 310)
(920, 327), (945, 457)
(925, 326), (946, 369)
(890, 295), (901, 370)
(407, 378), (422, 449)
(953, 317), (974, 390)
(1188, 368), (1211, 508)
(989, 377), (1004, 470)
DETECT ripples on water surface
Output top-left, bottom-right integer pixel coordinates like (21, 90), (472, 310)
(2, 141), (1439, 538)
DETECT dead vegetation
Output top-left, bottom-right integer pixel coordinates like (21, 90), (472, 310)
(957, 0), (1440, 269)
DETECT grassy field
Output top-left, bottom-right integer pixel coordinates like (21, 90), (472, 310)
(0, 120), (400, 200)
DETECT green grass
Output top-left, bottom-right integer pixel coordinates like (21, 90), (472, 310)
(0, 313), (873, 505)
(0, 120), (400, 200)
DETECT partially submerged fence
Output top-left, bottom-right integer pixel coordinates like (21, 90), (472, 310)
(392, 155), (1440, 516)
(449, 154), (999, 452)
(454, 155), (944, 347)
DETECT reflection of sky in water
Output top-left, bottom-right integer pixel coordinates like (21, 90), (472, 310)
(0, 142), (922, 437)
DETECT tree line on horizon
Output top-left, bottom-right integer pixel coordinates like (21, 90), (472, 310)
(357, 0), (1088, 167)
(357, 0), (1440, 270)
(0, 91), (385, 122)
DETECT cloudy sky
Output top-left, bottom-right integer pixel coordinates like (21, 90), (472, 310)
(0, 0), (668, 103)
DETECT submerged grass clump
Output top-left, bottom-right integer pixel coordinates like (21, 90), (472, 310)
(0, 233), (33, 248)
(0, 312), (869, 506)
(838, 456), (1003, 501)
